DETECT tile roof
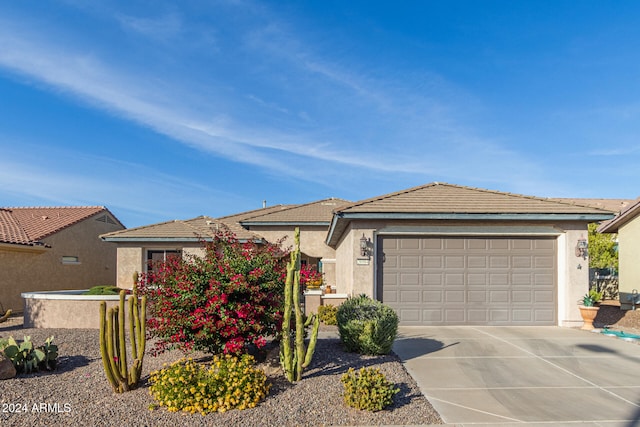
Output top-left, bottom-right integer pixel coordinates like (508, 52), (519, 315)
(598, 197), (640, 233)
(326, 182), (616, 246)
(101, 215), (260, 241)
(549, 198), (634, 213)
(336, 183), (614, 214)
(217, 204), (294, 223)
(0, 209), (32, 245)
(241, 198), (351, 224)
(0, 206), (113, 246)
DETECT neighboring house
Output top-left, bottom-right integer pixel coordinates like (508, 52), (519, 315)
(102, 182), (617, 327)
(0, 206), (124, 312)
(598, 197), (640, 310)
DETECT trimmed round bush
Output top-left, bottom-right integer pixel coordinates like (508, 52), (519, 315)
(341, 367), (399, 411)
(336, 294), (399, 355)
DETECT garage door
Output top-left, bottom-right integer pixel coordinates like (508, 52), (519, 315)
(378, 236), (557, 325)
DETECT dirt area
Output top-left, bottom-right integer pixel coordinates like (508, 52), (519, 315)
(594, 300), (640, 333)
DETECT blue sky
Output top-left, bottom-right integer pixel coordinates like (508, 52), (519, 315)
(1, 1), (639, 227)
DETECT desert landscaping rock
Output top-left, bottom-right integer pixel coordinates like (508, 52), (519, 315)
(0, 352), (16, 380)
(0, 318), (442, 426)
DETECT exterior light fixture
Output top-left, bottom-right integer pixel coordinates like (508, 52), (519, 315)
(360, 233), (370, 258)
(575, 237), (588, 260)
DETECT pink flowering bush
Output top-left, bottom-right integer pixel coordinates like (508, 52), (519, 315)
(299, 264), (323, 288)
(137, 231), (286, 356)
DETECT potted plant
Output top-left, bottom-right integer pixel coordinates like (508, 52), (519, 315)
(578, 288), (603, 330)
(300, 265), (323, 290)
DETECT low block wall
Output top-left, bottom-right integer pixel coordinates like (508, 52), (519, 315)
(22, 290), (121, 329)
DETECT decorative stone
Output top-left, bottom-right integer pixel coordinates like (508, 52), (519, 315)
(0, 352), (16, 379)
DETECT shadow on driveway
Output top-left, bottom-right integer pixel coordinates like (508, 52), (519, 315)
(392, 335), (457, 360)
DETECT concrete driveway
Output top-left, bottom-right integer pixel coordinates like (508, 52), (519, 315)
(393, 326), (640, 426)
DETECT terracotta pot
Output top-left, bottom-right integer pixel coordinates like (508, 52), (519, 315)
(578, 305), (599, 330)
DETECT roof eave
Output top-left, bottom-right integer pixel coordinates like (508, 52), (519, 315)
(0, 241), (51, 253)
(598, 202), (640, 233)
(325, 214), (343, 246)
(241, 221), (330, 227)
(335, 212), (615, 221)
(102, 236), (264, 243)
(325, 211), (615, 246)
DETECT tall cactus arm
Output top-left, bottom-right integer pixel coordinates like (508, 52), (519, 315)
(128, 294), (137, 360)
(106, 308), (128, 392)
(281, 261), (295, 383)
(302, 314), (320, 369)
(118, 292), (127, 380)
(99, 302), (118, 393)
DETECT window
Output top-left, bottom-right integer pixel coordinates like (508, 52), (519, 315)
(146, 250), (181, 273)
(62, 256), (80, 264)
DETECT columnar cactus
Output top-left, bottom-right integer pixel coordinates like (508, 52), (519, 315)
(280, 227), (320, 382)
(99, 290), (146, 393)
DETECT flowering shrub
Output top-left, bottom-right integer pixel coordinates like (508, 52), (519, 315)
(149, 354), (270, 415)
(137, 230), (286, 355)
(300, 264), (323, 287)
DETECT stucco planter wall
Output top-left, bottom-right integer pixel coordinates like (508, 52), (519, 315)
(22, 290), (122, 329)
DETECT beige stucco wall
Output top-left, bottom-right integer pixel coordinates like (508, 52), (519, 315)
(617, 217), (640, 309)
(0, 214), (123, 313)
(249, 226), (335, 259)
(333, 219), (591, 327)
(246, 225), (338, 286)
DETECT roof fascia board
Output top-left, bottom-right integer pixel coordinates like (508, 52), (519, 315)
(102, 237), (210, 242)
(338, 212), (614, 221)
(0, 242), (51, 253)
(598, 201), (640, 233)
(102, 237), (263, 243)
(377, 225), (563, 236)
(325, 214), (343, 246)
(241, 221), (330, 226)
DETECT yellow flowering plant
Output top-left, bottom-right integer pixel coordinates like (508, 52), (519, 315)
(149, 354), (270, 415)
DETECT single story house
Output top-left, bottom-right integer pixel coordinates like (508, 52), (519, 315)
(0, 206), (124, 312)
(102, 182), (616, 327)
(598, 197), (640, 310)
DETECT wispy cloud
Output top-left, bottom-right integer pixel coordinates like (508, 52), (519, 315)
(117, 12), (183, 40)
(0, 3), (543, 195)
(0, 142), (244, 224)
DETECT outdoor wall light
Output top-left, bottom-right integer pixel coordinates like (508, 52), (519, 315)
(360, 233), (370, 258)
(575, 237), (588, 260)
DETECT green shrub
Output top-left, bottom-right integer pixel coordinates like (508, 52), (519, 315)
(341, 367), (399, 411)
(149, 354), (270, 415)
(318, 305), (338, 325)
(84, 285), (122, 295)
(336, 294), (398, 355)
(2, 335), (58, 374)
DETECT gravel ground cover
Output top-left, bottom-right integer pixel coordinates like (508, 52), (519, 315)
(0, 318), (442, 427)
(595, 300), (640, 333)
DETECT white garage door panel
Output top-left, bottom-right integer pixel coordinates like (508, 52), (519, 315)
(378, 236), (557, 326)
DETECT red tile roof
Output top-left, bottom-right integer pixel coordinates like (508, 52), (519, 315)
(0, 206), (112, 246)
